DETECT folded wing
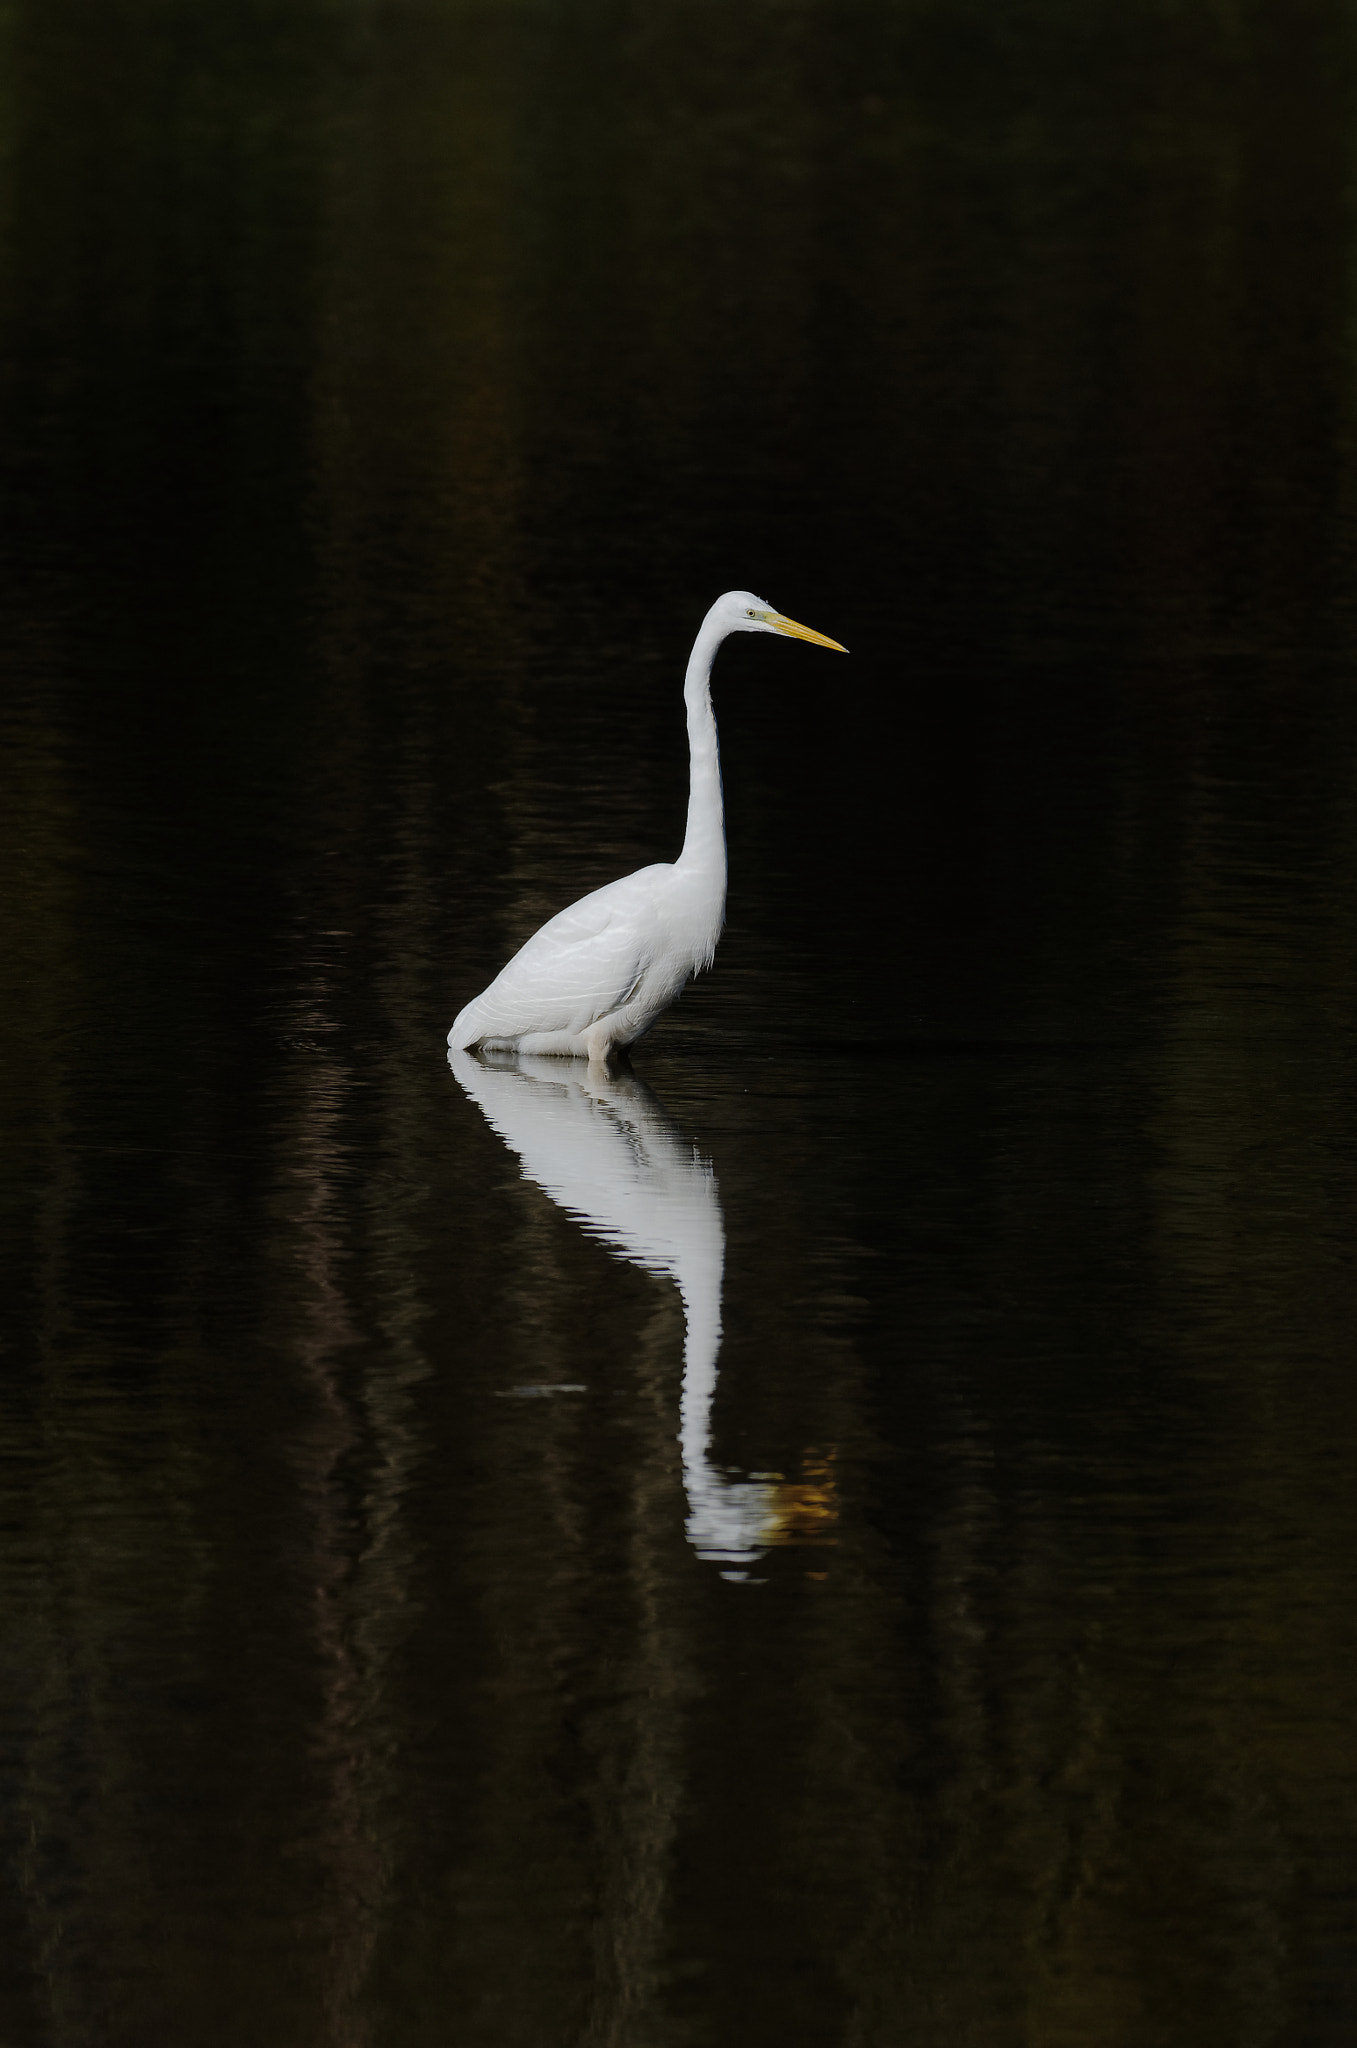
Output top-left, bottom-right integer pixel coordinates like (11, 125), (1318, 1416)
(452, 868), (664, 1045)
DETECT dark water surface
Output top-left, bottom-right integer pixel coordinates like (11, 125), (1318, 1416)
(5, 1), (1357, 2041)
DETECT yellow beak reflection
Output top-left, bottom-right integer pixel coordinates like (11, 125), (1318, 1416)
(757, 1449), (840, 1548)
(767, 611), (849, 653)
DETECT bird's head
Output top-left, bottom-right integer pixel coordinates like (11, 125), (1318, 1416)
(714, 590), (848, 652)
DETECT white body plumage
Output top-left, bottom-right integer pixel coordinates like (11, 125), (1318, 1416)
(448, 589), (846, 1063)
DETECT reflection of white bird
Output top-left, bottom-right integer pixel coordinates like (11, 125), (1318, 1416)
(450, 1047), (779, 1565)
(448, 592), (846, 1063)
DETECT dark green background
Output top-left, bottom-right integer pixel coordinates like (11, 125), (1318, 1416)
(4, 2), (1357, 2042)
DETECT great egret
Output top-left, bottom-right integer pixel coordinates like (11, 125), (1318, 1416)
(447, 591), (847, 1061)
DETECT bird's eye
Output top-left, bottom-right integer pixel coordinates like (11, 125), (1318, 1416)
(746, 608), (755, 617)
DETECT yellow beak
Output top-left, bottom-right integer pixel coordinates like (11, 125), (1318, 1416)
(767, 611), (848, 653)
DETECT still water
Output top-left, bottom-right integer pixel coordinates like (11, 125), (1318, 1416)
(4, 0), (1357, 2041)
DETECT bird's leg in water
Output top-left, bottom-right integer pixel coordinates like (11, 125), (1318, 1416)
(584, 1020), (619, 1066)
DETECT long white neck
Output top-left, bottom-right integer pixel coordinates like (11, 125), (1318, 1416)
(677, 606), (729, 883)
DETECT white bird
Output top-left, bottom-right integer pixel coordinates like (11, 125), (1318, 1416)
(448, 590), (847, 1062)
